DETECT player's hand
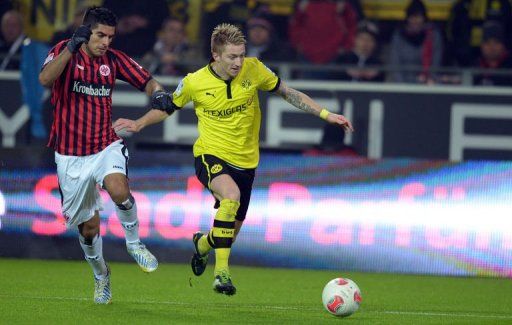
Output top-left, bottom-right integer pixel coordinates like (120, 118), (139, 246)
(113, 118), (141, 133)
(67, 25), (92, 53)
(326, 113), (354, 132)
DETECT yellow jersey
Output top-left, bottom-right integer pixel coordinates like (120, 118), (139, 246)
(172, 57), (280, 169)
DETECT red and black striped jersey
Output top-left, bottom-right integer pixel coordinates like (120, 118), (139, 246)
(44, 40), (152, 156)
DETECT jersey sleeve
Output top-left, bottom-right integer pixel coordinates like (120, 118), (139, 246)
(255, 58), (280, 92)
(172, 75), (192, 109)
(112, 49), (152, 91)
(41, 40), (68, 70)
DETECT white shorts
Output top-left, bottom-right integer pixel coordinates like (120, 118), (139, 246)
(55, 140), (129, 228)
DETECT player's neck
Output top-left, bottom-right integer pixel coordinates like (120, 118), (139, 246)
(82, 44), (100, 59)
(210, 62), (231, 81)
(82, 44), (94, 58)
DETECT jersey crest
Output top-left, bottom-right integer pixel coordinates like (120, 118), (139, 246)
(241, 79), (252, 90)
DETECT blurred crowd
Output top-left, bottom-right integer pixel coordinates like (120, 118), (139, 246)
(1, 0), (512, 144)
(2, 0), (512, 85)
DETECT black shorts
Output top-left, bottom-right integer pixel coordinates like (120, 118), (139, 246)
(194, 154), (255, 221)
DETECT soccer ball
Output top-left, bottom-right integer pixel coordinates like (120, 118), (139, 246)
(322, 277), (362, 317)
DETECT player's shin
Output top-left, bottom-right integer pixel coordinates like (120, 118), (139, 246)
(79, 233), (108, 278)
(117, 194), (158, 272)
(211, 199), (240, 274)
(115, 194), (140, 245)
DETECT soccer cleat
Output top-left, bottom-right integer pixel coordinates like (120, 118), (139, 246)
(212, 270), (236, 296)
(191, 232), (209, 276)
(127, 241), (158, 273)
(94, 265), (112, 304)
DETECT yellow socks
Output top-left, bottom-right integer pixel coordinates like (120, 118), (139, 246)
(197, 234), (212, 255)
(211, 199), (240, 274)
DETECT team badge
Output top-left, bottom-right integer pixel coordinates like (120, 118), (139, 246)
(241, 79), (251, 90)
(211, 164), (223, 174)
(99, 64), (111, 76)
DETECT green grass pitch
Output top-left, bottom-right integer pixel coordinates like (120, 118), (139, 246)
(1, 258), (511, 324)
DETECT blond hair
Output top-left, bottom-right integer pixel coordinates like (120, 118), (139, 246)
(211, 23), (246, 54)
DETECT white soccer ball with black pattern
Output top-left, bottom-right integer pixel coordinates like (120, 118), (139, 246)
(321, 277), (362, 317)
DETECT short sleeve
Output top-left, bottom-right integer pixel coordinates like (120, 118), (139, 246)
(112, 49), (152, 91)
(172, 76), (192, 108)
(256, 59), (280, 92)
(41, 40), (67, 70)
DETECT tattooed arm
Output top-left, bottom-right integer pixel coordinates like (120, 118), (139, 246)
(275, 81), (354, 132)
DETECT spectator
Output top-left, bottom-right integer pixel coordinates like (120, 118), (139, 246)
(15, 0), (97, 42)
(0, 10), (24, 70)
(49, 4), (88, 46)
(141, 18), (198, 76)
(446, 0), (512, 67)
(246, 14), (295, 62)
(332, 20), (384, 82)
(247, 0), (296, 41)
(0, 1), (12, 19)
(473, 22), (512, 86)
(388, 0), (443, 84)
(102, 0), (169, 58)
(201, 0), (251, 58)
(0, 9), (49, 140)
(289, 0), (358, 78)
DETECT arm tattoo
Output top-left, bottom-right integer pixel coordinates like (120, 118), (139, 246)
(279, 86), (317, 115)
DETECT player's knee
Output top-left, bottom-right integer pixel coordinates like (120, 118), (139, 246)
(110, 189), (131, 205)
(222, 188), (240, 202)
(219, 199), (241, 222)
(116, 193), (135, 211)
(104, 176), (130, 203)
(80, 227), (99, 243)
(78, 219), (100, 241)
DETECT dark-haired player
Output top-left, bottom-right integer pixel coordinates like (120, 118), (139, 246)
(39, 6), (172, 304)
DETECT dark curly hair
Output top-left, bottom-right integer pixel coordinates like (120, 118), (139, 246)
(82, 6), (118, 28)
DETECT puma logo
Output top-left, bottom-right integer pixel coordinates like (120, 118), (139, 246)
(206, 92), (215, 98)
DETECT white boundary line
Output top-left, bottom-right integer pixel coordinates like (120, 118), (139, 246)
(1, 294), (512, 319)
(371, 310), (512, 320)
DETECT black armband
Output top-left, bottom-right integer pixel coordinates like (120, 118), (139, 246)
(269, 77), (281, 92)
(151, 90), (177, 115)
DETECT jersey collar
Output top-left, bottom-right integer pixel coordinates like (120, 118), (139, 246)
(208, 59), (237, 82)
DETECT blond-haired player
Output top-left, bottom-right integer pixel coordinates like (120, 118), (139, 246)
(114, 23), (353, 295)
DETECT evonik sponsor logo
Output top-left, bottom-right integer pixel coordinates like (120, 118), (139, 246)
(72, 81), (111, 97)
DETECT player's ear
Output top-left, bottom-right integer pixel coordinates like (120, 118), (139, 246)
(212, 51), (220, 62)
